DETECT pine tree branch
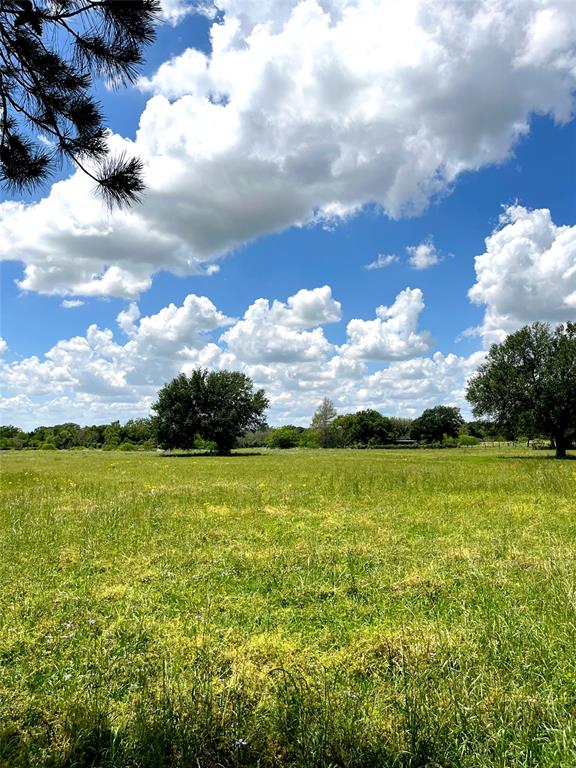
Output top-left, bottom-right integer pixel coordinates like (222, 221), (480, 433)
(0, 0), (160, 204)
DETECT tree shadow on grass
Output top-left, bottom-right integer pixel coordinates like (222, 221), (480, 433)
(158, 451), (264, 459)
(496, 453), (576, 461)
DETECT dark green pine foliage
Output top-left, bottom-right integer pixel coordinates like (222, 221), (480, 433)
(0, 0), (160, 207)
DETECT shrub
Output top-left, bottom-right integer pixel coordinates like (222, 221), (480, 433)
(237, 429), (272, 448)
(458, 434), (480, 446)
(298, 430), (319, 448)
(267, 426), (302, 449)
(194, 437), (218, 454)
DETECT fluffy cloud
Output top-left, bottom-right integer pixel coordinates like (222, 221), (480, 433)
(2, 0), (576, 296)
(0, 294), (231, 404)
(220, 286), (340, 363)
(364, 254), (399, 270)
(282, 285), (342, 326)
(0, 158), (212, 300)
(355, 351), (487, 414)
(1, 327), (127, 398)
(0, 393), (154, 427)
(341, 287), (434, 360)
(160, 0), (210, 24)
(407, 239), (440, 270)
(127, 294), (231, 347)
(469, 206), (576, 345)
(61, 299), (85, 309)
(0, 285), (483, 428)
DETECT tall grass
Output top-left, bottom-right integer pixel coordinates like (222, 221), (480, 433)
(1, 447), (575, 766)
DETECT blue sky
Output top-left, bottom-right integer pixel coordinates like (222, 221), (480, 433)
(1, 0), (575, 429)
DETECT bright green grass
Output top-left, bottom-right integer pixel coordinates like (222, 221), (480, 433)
(1, 448), (576, 767)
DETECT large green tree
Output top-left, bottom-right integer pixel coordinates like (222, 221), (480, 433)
(152, 369), (269, 455)
(466, 322), (576, 458)
(0, 0), (160, 207)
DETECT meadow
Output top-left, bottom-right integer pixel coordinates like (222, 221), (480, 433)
(1, 447), (575, 767)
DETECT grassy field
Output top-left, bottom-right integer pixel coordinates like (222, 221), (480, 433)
(1, 447), (575, 767)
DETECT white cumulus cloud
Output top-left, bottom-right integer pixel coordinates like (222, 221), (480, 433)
(0, 285), (485, 428)
(468, 205), (576, 345)
(160, 0), (210, 24)
(341, 287), (434, 360)
(1, 0), (576, 297)
(407, 239), (440, 270)
(220, 286), (339, 363)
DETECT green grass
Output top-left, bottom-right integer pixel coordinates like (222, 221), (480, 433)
(1, 447), (575, 767)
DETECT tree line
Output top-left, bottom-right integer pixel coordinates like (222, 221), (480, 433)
(0, 407), (526, 454)
(1, 322), (574, 457)
(0, 419), (156, 451)
(263, 403), (486, 450)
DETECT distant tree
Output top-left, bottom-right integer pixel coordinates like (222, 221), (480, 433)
(328, 413), (356, 448)
(153, 369), (269, 455)
(78, 424), (104, 448)
(311, 397), (338, 447)
(52, 422), (81, 449)
(463, 420), (489, 440)
(0, 424), (26, 449)
(103, 420), (121, 448)
(466, 322), (576, 459)
(236, 428), (272, 448)
(266, 425), (303, 449)
(353, 410), (395, 447)
(123, 417), (155, 445)
(411, 406), (464, 444)
(389, 417), (414, 440)
(0, 0), (160, 207)
(29, 425), (53, 447)
(329, 409), (395, 448)
(0, 424), (21, 438)
(298, 428), (319, 448)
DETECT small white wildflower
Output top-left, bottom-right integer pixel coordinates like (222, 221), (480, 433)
(235, 738), (247, 747)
